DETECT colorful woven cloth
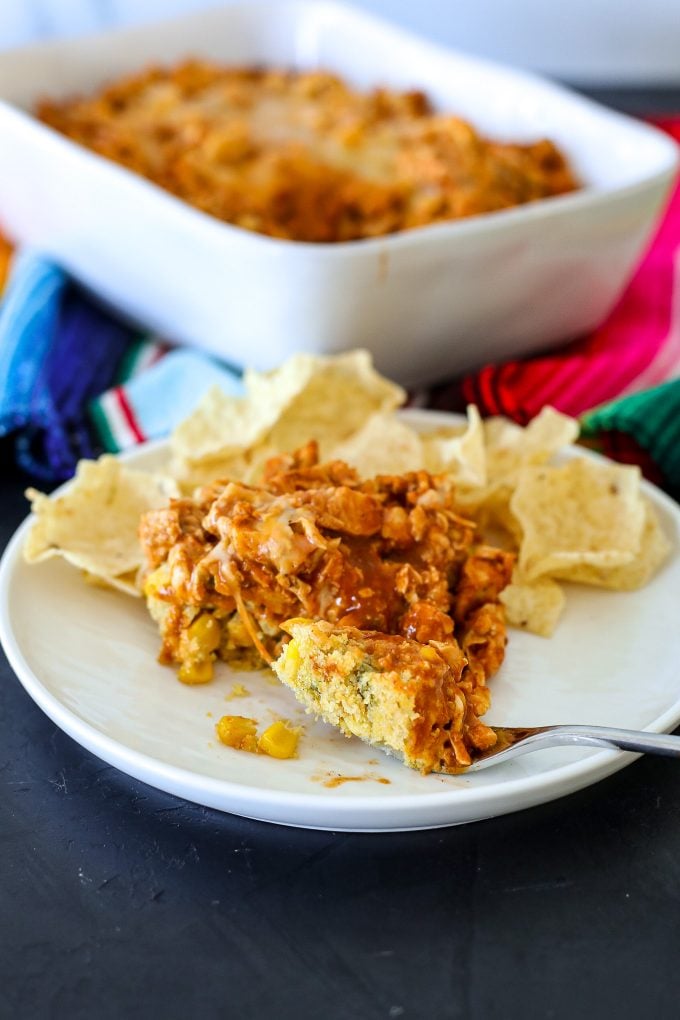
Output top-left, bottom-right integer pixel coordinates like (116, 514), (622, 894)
(0, 252), (241, 481)
(89, 347), (242, 454)
(0, 252), (134, 480)
(0, 118), (679, 496)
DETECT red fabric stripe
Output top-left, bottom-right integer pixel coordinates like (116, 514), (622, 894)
(476, 365), (503, 416)
(516, 354), (593, 419)
(460, 374), (480, 408)
(497, 358), (560, 420)
(114, 386), (145, 444)
(149, 342), (171, 367)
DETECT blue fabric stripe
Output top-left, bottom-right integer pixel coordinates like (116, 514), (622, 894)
(34, 285), (134, 475)
(0, 251), (66, 436)
(0, 251), (137, 480)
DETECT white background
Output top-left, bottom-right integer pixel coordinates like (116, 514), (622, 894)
(0, 0), (679, 84)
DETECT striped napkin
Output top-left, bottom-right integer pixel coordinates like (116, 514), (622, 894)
(0, 118), (679, 496)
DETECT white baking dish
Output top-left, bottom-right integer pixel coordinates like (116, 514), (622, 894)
(0, 1), (677, 386)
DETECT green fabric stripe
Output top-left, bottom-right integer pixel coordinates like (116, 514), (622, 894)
(88, 397), (121, 454)
(113, 334), (151, 385)
(581, 378), (680, 499)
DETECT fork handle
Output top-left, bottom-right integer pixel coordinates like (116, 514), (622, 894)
(526, 725), (680, 757)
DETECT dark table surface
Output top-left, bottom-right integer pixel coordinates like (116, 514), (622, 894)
(2, 89), (680, 1020)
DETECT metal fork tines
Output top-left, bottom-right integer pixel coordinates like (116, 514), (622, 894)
(464, 724), (680, 772)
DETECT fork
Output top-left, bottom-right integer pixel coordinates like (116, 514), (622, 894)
(466, 724), (680, 771)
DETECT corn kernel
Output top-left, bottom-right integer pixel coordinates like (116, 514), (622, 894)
(187, 613), (221, 654)
(178, 658), (214, 685)
(258, 720), (299, 760)
(216, 715), (258, 753)
(282, 640), (300, 680)
(420, 646), (440, 663)
(143, 566), (166, 599)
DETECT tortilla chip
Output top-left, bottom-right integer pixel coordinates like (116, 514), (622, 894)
(550, 502), (671, 590)
(500, 576), (566, 637)
(252, 350), (405, 457)
(171, 351), (405, 474)
(483, 415), (524, 450)
(24, 456), (179, 595)
(457, 407), (578, 529)
(485, 406), (579, 482)
(456, 482), (523, 546)
(522, 407), (580, 459)
(171, 386), (267, 466)
(330, 412), (423, 476)
(422, 405), (486, 486)
(173, 451), (257, 493)
(511, 458), (646, 581)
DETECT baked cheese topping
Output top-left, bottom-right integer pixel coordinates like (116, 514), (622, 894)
(39, 63), (579, 242)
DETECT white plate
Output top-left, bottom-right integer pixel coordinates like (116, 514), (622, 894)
(2, 410), (680, 831)
(0, 1), (677, 385)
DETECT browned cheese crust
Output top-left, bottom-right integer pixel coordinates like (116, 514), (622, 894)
(39, 62), (579, 242)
